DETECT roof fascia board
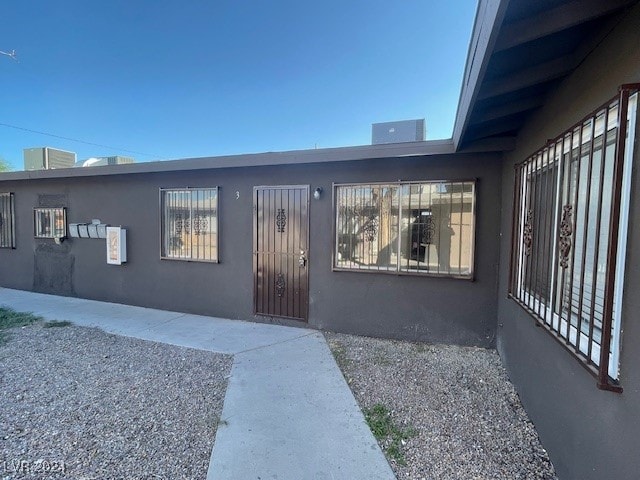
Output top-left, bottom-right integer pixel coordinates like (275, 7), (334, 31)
(452, 0), (511, 151)
(0, 140), (457, 182)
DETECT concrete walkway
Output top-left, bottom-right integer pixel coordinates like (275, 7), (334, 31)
(0, 288), (395, 480)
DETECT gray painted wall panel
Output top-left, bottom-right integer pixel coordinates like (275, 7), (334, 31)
(497, 4), (640, 479)
(0, 153), (501, 346)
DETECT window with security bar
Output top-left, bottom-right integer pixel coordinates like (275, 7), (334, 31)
(509, 85), (639, 392)
(0, 193), (16, 248)
(334, 181), (475, 278)
(33, 207), (67, 239)
(160, 187), (218, 262)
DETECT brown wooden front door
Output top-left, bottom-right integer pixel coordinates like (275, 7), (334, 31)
(253, 186), (309, 321)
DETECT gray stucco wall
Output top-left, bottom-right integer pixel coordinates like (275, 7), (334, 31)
(497, 4), (640, 479)
(0, 152), (501, 347)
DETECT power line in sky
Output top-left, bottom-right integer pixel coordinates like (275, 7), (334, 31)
(0, 49), (18, 61)
(2, 50), (159, 160)
(0, 122), (161, 159)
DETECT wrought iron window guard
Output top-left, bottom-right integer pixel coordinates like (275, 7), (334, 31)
(160, 187), (219, 263)
(333, 180), (476, 279)
(508, 84), (640, 392)
(33, 207), (67, 240)
(0, 193), (15, 248)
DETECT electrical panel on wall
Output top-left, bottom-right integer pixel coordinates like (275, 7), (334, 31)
(106, 226), (127, 265)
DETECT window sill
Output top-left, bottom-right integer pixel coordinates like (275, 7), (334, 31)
(332, 266), (474, 281)
(160, 256), (219, 264)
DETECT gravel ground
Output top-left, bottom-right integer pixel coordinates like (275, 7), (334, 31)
(0, 323), (232, 480)
(325, 332), (557, 480)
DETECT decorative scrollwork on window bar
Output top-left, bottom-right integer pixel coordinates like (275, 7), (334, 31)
(276, 209), (287, 233)
(363, 216), (378, 242)
(421, 216), (435, 245)
(558, 204), (573, 268)
(175, 214), (189, 235)
(523, 210), (534, 256)
(193, 215), (208, 236)
(275, 273), (286, 297)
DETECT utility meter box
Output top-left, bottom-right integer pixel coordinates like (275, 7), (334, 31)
(106, 226), (127, 265)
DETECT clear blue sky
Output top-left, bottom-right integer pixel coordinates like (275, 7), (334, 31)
(0, 0), (477, 170)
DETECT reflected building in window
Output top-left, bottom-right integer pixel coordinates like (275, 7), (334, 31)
(334, 181), (475, 278)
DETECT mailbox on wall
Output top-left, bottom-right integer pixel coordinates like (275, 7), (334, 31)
(69, 223), (81, 238)
(69, 219), (109, 239)
(88, 222), (108, 239)
(78, 224), (90, 238)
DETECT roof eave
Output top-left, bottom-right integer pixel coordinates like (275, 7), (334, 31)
(452, 0), (511, 151)
(0, 139), (457, 182)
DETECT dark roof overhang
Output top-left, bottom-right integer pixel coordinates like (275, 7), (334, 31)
(453, 0), (639, 152)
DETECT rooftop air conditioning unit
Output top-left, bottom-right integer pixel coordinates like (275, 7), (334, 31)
(371, 119), (426, 145)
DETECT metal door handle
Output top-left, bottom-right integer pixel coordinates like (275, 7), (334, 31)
(299, 250), (307, 268)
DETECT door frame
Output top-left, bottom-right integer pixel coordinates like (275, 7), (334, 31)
(252, 185), (310, 321)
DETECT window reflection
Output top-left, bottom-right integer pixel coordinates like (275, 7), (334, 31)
(335, 181), (475, 277)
